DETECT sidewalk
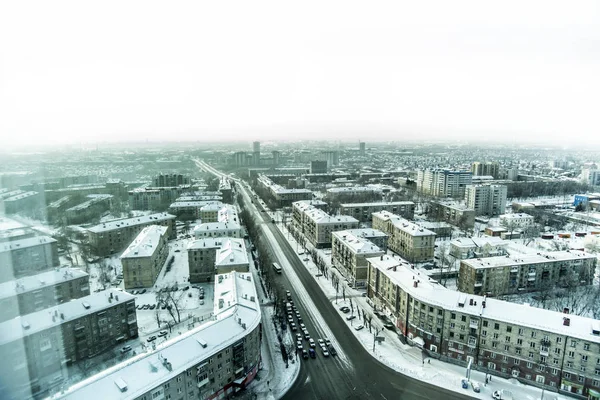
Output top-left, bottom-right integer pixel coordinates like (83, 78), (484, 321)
(271, 216), (569, 400)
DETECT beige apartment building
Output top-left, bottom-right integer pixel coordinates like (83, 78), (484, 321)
(256, 175), (313, 207)
(449, 237), (508, 260)
(301, 208), (359, 248)
(426, 201), (476, 228)
(372, 211), (436, 263)
(0, 235), (59, 283)
(120, 225), (169, 289)
(188, 238), (248, 283)
(331, 230), (384, 288)
(0, 267), (89, 323)
(87, 212), (176, 256)
(53, 272), (261, 400)
(368, 255), (600, 399)
(458, 250), (597, 296)
(193, 205), (242, 239)
(339, 201), (415, 222)
(0, 289), (137, 400)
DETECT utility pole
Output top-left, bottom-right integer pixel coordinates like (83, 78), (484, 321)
(373, 327), (381, 352)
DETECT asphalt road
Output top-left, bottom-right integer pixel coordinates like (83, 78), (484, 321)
(197, 161), (476, 400)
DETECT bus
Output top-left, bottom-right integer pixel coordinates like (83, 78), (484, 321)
(272, 262), (282, 274)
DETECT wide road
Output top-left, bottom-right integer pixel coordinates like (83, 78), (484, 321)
(196, 160), (475, 400)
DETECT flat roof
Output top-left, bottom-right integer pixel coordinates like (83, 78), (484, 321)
(88, 213), (175, 233)
(0, 289), (134, 346)
(3, 191), (39, 201)
(215, 239), (248, 266)
(169, 201), (222, 208)
(120, 225), (168, 259)
(499, 213), (534, 220)
(332, 231), (384, 255)
(55, 273), (259, 400)
(66, 195), (113, 212)
(451, 237), (507, 249)
(0, 267), (88, 301)
(340, 201), (414, 207)
(0, 217), (25, 232)
(373, 212), (436, 237)
(368, 255), (600, 344)
(461, 250), (595, 270)
(343, 228), (388, 238)
(187, 238), (232, 250)
(0, 235), (56, 254)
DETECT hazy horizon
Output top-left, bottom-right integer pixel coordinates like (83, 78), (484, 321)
(1, 0), (599, 148)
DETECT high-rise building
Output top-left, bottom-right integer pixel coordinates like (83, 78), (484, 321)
(416, 169), (473, 198)
(324, 150), (339, 168)
(359, 142), (366, 157)
(310, 160), (328, 174)
(252, 141), (260, 166)
(272, 150), (281, 166)
(471, 161), (500, 179)
(465, 184), (507, 216)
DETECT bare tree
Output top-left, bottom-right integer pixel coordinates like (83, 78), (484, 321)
(158, 289), (185, 324)
(97, 260), (112, 290)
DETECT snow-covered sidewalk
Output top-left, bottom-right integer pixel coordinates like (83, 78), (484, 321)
(271, 217), (570, 400)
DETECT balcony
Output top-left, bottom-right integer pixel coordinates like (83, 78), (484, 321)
(510, 267), (519, 273)
(474, 282), (483, 287)
(469, 320), (479, 329)
(540, 346), (549, 356)
(197, 377), (209, 388)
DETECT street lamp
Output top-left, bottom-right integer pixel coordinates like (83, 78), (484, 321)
(373, 327), (381, 352)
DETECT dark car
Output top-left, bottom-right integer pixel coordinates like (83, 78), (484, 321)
(139, 289), (147, 294)
(302, 349), (309, 359)
(309, 348), (316, 358)
(146, 336), (157, 342)
(339, 306), (351, 313)
(149, 304), (156, 310)
(328, 346), (337, 356)
(384, 322), (396, 331)
(158, 330), (168, 337)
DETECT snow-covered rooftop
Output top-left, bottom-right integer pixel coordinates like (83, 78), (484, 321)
(368, 255), (600, 344)
(0, 217), (26, 231)
(187, 238), (231, 250)
(343, 228), (388, 238)
(461, 250), (595, 270)
(450, 236), (507, 249)
(0, 267), (88, 301)
(332, 231), (384, 255)
(0, 235), (56, 254)
(215, 239), (248, 267)
(120, 225), (168, 259)
(55, 273), (259, 400)
(0, 289), (134, 346)
(375, 213), (436, 237)
(340, 201), (414, 207)
(88, 213), (175, 233)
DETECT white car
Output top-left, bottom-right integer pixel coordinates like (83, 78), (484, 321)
(492, 389), (513, 400)
(354, 324), (365, 331)
(309, 338), (315, 348)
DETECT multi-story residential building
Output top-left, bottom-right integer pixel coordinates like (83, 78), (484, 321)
(339, 201), (415, 222)
(0, 267), (89, 323)
(581, 166), (600, 186)
(1, 191), (43, 215)
(296, 205), (359, 248)
(499, 213), (535, 229)
(367, 255), (600, 399)
(342, 228), (389, 251)
(256, 175), (313, 207)
(325, 186), (384, 202)
(152, 173), (190, 187)
(52, 272), (261, 400)
(332, 230), (384, 288)
(0, 289), (137, 400)
(120, 225), (169, 289)
(465, 184), (507, 216)
(193, 205), (242, 239)
(218, 178), (233, 203)
(291, 200), (328, 229)
(64, 194), (113, 224)
(87, 213), (176, 257)
(472, 161), (500, 179)
(324, 150), (340, 168)
(128, 186), (193, 211)
(0, 227), (36, 243)
(449, 237), (508, 260)
(372, 211), (436, 263)
(458, 250), (596, 296)
(168, 200), (222, 219)
(429, 201), (476, 228)
(416, 169), (473, 198)
(199, 202), (226, 223)
(188, 238), (248, 282)
(0, 236), (59, 283)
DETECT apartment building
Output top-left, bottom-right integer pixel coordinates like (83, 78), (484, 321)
(128, 186), (192, 211)
(372, 211), (436, 263)
(331, 230), (384, 288)
(87, 213), (175, 256)
(297, 206), (359, 248)
(64, 194), (113, 224)
(429, 201), (476, 228)
(199, 202), (226, 223)
(0, 289), (137, 400)
(188, 238), (247, 282)
(152, 173), (190, 187)
(2, 191), (42, 215)
(256, 175), (313, 207)
(193, 205), (242, 239)
(325, 186), (383, 201)
(0, 236), (59, 283)
(0, 267), (89, 323)
(0, 227), (36, 243)
(218, 178), (232, 203)
(120, 225), (169, 289)
(168, 200), (222, 219)
(449, 237), (508, 260)
(53, 272), (261, 400)
(499, 213), (535, 228)
(342, 228), (389, 251)
(458, 250), (596, 296)
(465, 184), (507, 216)
(472, 161), (500, 179)
(339, 201), (415, 222)
(291, 200), (328, 229)
(368, 255), (600, 399)
(416, 169), (473, 198)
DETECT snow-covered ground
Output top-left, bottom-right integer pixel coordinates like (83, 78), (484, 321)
(269, 212), (571, 400)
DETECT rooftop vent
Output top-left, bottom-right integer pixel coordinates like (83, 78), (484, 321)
(82, 302), (91, 309)
(114, 378), (128, 393)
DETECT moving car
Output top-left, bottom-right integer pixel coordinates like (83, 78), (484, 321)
(328, 346), (337, 356)
(120, 345), (132, 354)
(354, 324), (364, 331)
(309, 348), (316, 358)
(309, 338), (315, 348)
(302, 349), (309, 359)
(322, 348), (330, 357)
(346, 315), (356, 321)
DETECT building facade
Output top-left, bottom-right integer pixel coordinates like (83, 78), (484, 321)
(331, 230), (384, 288)
(188, 238), (248, 283)
(120, 225), (169, 289)
(458, 251), (597, 296)
(472, 162), (500, 179)
(339, 201), (415, 222)
(294, 204), (359, 248)
(465, 184), (507, 216)
(429, 201), (476, 228)
(0, 236), (59, 283)
(416, 169), (473, 198)
(367, 255), (600, 399)
(449, 237), (508, 260)
(87, 213), (176, 257)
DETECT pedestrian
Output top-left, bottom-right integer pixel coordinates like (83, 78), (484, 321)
(427, 359), (430, 364)
(489, 375), (492, 382)
(422, 360), (424, 365)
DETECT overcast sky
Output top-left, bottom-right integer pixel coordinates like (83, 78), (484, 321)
(1, 1), (599, 147)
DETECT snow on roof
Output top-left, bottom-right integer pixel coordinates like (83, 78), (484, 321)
(3, 191), (39, 201)
(332, 231), (384, 255)
(326, 186), (381, 193)
(461, 250), (595, 270)
(66, 194), (113, 212)
(187, 238), (230, 250)
(451, 236), (507, 249)
(303, 207), (358, 225)
(383, 215), (436, 237)
(0, 235), (56, 254)
(0, 289), (134, 346)
(499, 213), (534, 220)
(0, 267), (88, 300)
(55, 273), (259, 400)
(340, 201), (414, 207)
(170, 200), (222, 208)
(215, 239), (248, 267)
(120, 225), (168, 259)
(344, 228), (388, 238)
(199, 202), (225, 211)
(88, 213), (175, 233)
(0, 217), (25, 232)
(368, 255), (600, 344)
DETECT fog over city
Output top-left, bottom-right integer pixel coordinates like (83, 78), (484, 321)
(1, 0), (599, 149)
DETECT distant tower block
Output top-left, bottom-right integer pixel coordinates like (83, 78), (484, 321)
(359, 142), (366, 157)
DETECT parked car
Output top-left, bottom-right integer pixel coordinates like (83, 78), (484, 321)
(302, 349), (309, 359)
(328, 346), (337, 356)
(120, 345), (132, 354)
(317, 339), (325, 347)
(471, 382), (480, 393)
(346, 315), (356, 321)
(492, 389), (513, 400)
(309, 338), (315, 348)
(340, 306), (351, 313)
(158, 331), (168, 337)
(461, 379), (469, 389)
(132, 290), (138, 295)
(290, 323), (297, 331)
(146, 336), (157, 342)
(200, 300), (205, 305)
(149, 304), (156, 310)
(354, 324), (364, 331)
(309, 348), (316, 358)
(303, 331), (310, 340)
(296, 333), (302, 341)
(322, 348), (330, 357)
(324, 339), (331, 347)
(199, 293), (205, 300)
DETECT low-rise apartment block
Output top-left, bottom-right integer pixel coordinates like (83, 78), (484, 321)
(256, 175), (313, 207)
(168, 200), (222, 219)
(120, 225), (169, 289)
(0, 235), (59, 283)
(449, 237), (508, 260)
(332, 230), (384, 288)
(193, 205), (242, 239)
(0, 267), (89, 323)
(0, 289), (137, 400)
(341, 228), (388, 251)
(339, 201), (415, 222)
(295, 204), (359, 248)
(368, 255), (600, 399)
(53, 272), (261, 400)
(458, 250), (597, 296)
(291, 200), (328, 229)
(87, 213), (176, 256)
(2, 191), (43, 215)
(64, 194), (113, 224)
(128, 186), (192, 211)
(499, 213), (535, 228)
(372, 211), (436, 263)
(188, 238), (248, 282)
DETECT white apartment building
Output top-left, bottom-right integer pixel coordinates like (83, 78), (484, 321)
(339, 201), (415, 222)
(53, 272), (261, 400)
(120, 225), (169, 289)
(331, 230), (384, 288)
(449, 237), (508, 260)
(416, 169), (473, 198)
(188, 238), (248, 283)
(193, 205), (242, 239)
(498, 213), (535, 228)
(465, 184), (507, 216)
(295, 204), (359, 248)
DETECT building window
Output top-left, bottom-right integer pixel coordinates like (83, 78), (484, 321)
(505, 336), (511, 343)
(571, 340), (577, 348)
(494, 323), (500, 330)
(583, 355), (589, 362)
(527, 362), (533, 368)
(529, 352), (534, 358)
(518, 328), (524, 335)
(569, 351), (575, 358)
(564, 372), (571, 379)
(483, 321), (488, 327)
(579, 376), (585, 383)
(506, 326), (512, 333)
(556, 337), (562, 344)
(504, 345), (510, 351)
